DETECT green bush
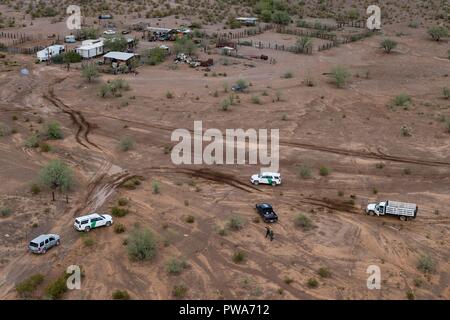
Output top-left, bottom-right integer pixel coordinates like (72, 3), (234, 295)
(111, 206), (129, 217)
(227, 215), (244, 231)
(330, 66), (351, 88)
(295, 213), (314, 230)
(166, 258), (189, 274)
(0, 122), (11, 137)
(1, 207), (12, 217)
(100, 79), (130, 98)
(119, 137), (134, 152)
(443, 87), (450, 99)
(392, 93), (411, 107)
(251, 95), (261, 104)
(104, 36), (128, 52)
(25, 133), (40, 148)
(45, 275), (68, 300)
(172, 285), (188, 298)
(319, 166), (330, 176)
(380, 39), (397, 53)
(417, 255), (436, 273)
(152, 180), (160, 194)
(307, 278), (319, 288)
(428, 26), (448, 41)
(114, 223), (126, 234)
(118, 198), (129, 206)
(30, 184), (41, 195)
(81, 64), (99, 82)
(112, 290), (130, 300)
(143, 47), (167, 65)
(282, 71), (293, 79)
(185, 215), (195, 223)
(318, 267), (331, 278)
(127, 227), (157, 261)
(16, 274), (45, 298)
(83, 236), (94, 247)
(271, 10), (291, 25)
(298, 165), (312, 179)
(45, 121), (63, 140)
(174, 37), (196, 56)
(232, 250), (246, 263)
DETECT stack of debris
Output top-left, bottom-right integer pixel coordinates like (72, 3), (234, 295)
(174, 54), (213, 68)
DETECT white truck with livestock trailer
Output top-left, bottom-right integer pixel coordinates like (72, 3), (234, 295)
(366, 200), (418, 221)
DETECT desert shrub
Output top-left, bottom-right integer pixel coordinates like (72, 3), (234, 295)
(221, 98), (231, 111)
(114, 223), (126, 234)
(307, 278), (319, 288)
(380, 39), (397, 53)
(122, 177), (141, 190)
(152, 180), (160, 194)
(83, 236), (94, 247)
(319, 166), (330, 176)
(45, 275), (68, 300)
(443, 87), (450, 99)
(30, 184), (41, 195)
(166, 258), (189, 274)
(330, 66), (350, 88)
(25, 133), (40, 148)
(271, 10), (290, 25)
(104, 36), (128, 52)
(166, 91), (173, 99)
(112, 290), (130, 300)
(445, 119), (450, 133)
(406, 290), (415, 300)
(16, 274), (45, 298)
(400, 125), (412, 137)
(393, 93), (411, 107)
(0, 122), (11, 137)
(318, 267), (331, 278)
(227, 215), (244, 231)
(119, 137), (134, 152)
(282, 71), (293, 79)
(117, 198), (128, 206)
(127, 227), (157, 261)
(185, 215), (195, 223)
(232, 250), (246, 263)
(39, 142), (51, 152)
(408, 21), (419, 28)
(174, 37), (196, 56)
(172, 285), (188, 298)
(111, 206), (129, 217)
(143, 47), (167, 65)
(298, 165), (312, 179)
(251, 95), (261, 104)
(81, 64), (99, 82)
(295, 213), (314, 230)
(81, 27), (99, 39)
(45, 121), (63, 140)
(428, 26), (448, 41)
(295, 36), (313, 53)
(39, 160), (74, 194)
(417, 255), (436, 273)
(63, 51), (82, 63)
(100, 79), (130, 98)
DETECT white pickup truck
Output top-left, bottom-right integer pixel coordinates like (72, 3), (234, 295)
(366, 200), (418, 221)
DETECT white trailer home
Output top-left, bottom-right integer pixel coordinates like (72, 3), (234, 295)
(36, 45), (65, 62)
(76, 39), (104, 59)
(366, 200), (418, 221)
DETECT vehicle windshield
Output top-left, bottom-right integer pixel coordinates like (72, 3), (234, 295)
(29, 242), (38, 247)
(75, 219), (80, 224)
(100, 215), (105, 219)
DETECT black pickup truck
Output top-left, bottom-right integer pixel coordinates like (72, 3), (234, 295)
(255, 203), (278, 223)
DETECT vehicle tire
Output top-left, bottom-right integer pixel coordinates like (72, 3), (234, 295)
(42, 248), (46, 254)
(271, 181), (276, 186)
(106, 221), (112, 227)
(85, 227), (91, 232)
(399, 216), (407, 221)
(368, 211), (375, 216)
(56, 240), (60, 246)
(253, 181), (259, 185)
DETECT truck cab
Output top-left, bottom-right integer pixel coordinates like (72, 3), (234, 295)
(366, 201), (387, 216)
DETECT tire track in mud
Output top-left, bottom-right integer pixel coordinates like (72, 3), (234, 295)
(281, 140), (450, 167)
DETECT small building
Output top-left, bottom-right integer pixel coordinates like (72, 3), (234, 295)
(36, 45), (65, 62)
(64, 35), (76, 43)
(236, 17), (258, 26)
(76, 40), (104, 59)
(103, 51), (136, 64)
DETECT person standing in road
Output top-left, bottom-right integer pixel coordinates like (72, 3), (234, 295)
(265, 226), (271, 239)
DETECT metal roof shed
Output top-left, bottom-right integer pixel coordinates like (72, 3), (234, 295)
(103, 51), (136, 62)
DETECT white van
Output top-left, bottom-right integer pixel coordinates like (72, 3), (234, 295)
(65, 35), (76, 43)
(250, 172), (281, 186)
(74, 213), (113, 232)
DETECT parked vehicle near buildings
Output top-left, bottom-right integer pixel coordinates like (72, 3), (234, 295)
(366, 200), (418, 221)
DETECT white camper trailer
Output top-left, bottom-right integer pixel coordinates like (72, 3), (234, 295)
(36, 45), (65, 62)
(76, 39), (104, 59)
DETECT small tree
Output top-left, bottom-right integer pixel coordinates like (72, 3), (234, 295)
(104, 36), (128, 52)
(174, 37), (196, 56)
(81, 64), (99, 82)
(380, 39), (397, 53)
(346, 9), (360, 21)
(81, 27), (99, 40)
(45, 121), (63, 140)
(296, 36), (313, 53)
(330, 66), (351, 88)
(127, 227), (157, 261)
(428, 26), (448, 41)
(39, 160), (74, 201)
(271, 10), (291, 25)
